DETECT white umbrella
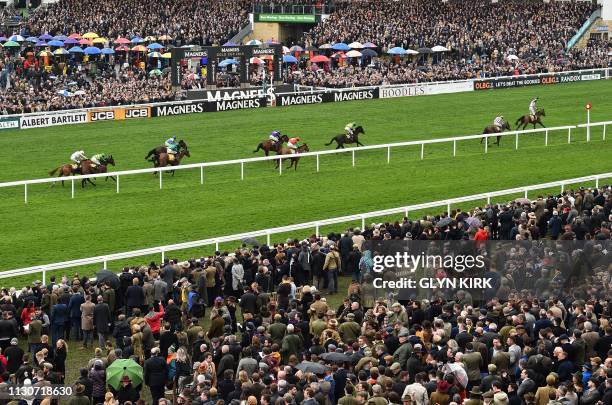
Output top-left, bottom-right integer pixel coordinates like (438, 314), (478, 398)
(318, 43), (332, 49)
(282, 46), (290, 54)
(607, 51), (612, 56)
(506, 54), (519, 61)
(345, 50), (363, 58)
(348, 41), (364, 49)
(432, 45), (449, 52)
(246, 39), (262, 46)
(406, 49), (419, 55)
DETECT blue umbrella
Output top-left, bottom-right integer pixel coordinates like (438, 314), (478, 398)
(0, 36), (7, 42)
(26, 36), (38, 43)
(331, 42), (350, 51)
(223, 42), (239, 46)
(101, 48), (115, 55)
(39, 33), (52, 40)
(47, 40), (64, 47)
(64, 38), (78, 45)
(9, 35), (24, 42)
(131, 36), (144, 44)
(84, 46), (101, 55)
(68, 46), (84, 53)
(283, 55), (298, 63)
(146, 42), (163, 50)
(218, 58), (238, 67)
(53, 35), (67, 41)
(387, 46), (407, 55)
(34, 41), (47, 47)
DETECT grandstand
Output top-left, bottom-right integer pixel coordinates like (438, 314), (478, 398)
(0, 2), (611, 405)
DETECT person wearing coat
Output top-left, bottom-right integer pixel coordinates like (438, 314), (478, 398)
(89, 359), (107, 405)
(93, 296), (111, 349)
(125, 278), (144, 316)
(51, 300), (68, 346)
(280, 324), (303, 364)
(144, 347), (167, 404)
(67, 289), (85, 341)
(116, 375), (140, 404)
(80, 295), (95, 349)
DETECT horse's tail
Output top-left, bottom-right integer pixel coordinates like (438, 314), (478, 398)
(253, 143), (263, 153)
(49, 166), (61, 176)
(145, 149), (156, 160)
(325, 136), (336, 146)
(515, 117), (522, 126)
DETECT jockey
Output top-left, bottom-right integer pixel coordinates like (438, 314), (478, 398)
(90, 153), (107, 168)
(70, 150), (88, 168)
(345, 122), (357, 140)
(269, 130), (281, 143)
(164, 136), (179, 155)
(287, 137), (301, 153)
(493, 115), (505, 130)
(529, 97), (538, 116)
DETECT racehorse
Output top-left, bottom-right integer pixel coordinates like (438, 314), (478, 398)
(145, 140), (188, 161)
(515, 109), (546, 130)
(153, 141), (190, 175)
(80, 155), (116, 188)
(480, 121), (511, 146)
(48, 163), (79, 186)
(253, 134), (289, 156)
(325, 126), (365, 149)
(276, 143), (310, 171)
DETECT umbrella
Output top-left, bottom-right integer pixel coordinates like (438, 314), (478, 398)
(348, 41), (364, 49)
(149, 69), (163, 76)
(363, 42), (377, 48)
(95, 269), (120, 289)
(82, 32), (99, 39)
(406, 49), (419, 55)
(47, 40), (64, 47)
(84, 46), (101, 55)
(106, 359), (143, 390)
(92, 37), (107, 44)
(282, 46), (290, 54)
(114, 37), (130, 44)
(443, 363), (468, 388)
(78, 39), (92, 46)
(514, 197), (531, 205)
(259, 55), (273, 61)
(69, 46), (84, 53)
(295, 361), (329, 374)
(387, 47), (406, 55)
(432, 45), (449, 52)
(321, 352), (350, 363)
(147, 43), (163, 50)
(417, 47), (433, 54)
(345, 50), (362, 58)
(68, 33), (81, 39)
(144, 36), (157, 42)
(38, 51), (52, 57)
(241, 237), (261, 246)
(310, 55), (330, 63)
(3, 41), (21, 48)
(223, 42), (239, 46)
(34, 41), (47, 47)
(507, 54), (519, 61)
(115, 45), (130, 52)
(148, 51), (162, 58)
(289, 45), (303, 52)
(64, 38), (78, 45)
(158, 34), (173, 41)
(53, 48), (69, 55)
(0, 37), (7, 42)
(57, 90), (73, 97)
(465, 217), (481, 228)
(249, 57), (263, 64)
(264, 39), (279, 45)
(131, 45), (147, 52)
(218, 58), (238, 67)
(161, 52), (171, 59)
(318, 43), (332, 49)
(283, 55), (298, 63)
(331, 42), (350, 51)
(131, 36), (144, 44)
(25, 36), (38, 43)
(9, 35), (24, 42)
(361, 48), (378, 57)
(39, 33), (53, 40)
(53, 35), (68, 41)
(101, 48), (115, 55)
(436, 217), (452, 227)
(246, 39), (262, 46)
(305, 45), (318, 51)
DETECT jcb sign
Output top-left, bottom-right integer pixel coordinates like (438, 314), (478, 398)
(89, 110), (115, 121)
(89, 107), (150, 121)
(125, 108), (150, 119)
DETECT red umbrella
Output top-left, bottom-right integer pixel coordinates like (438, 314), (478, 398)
(115, 45), (130, 51)
(69, 33), (81, 39)
(310, 55), (330, 63)
(114, 37), (130, 44)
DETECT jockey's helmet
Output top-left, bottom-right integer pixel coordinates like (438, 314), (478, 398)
(272, 131), (280, 137)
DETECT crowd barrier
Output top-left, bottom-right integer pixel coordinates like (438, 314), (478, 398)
(0, 68), (608, 130)
(2, 172), (610, 283)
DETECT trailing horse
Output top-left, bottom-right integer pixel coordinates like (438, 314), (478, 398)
(325, 126), (365, 149)
(152, 141), (190, 175)
(480, 121), (511, 146)
(80, 155), (116, 188)
(275, 143), (310, 171)
(254, 134), (289, 156)
(48, 164), (79, 186)
(145, 140), (188, 161)
(515, 109), (546, 130)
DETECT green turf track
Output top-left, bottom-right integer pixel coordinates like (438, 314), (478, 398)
(0, 80), (610, 281)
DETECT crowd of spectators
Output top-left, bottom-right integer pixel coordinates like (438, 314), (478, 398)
(0, 185), (609, 404)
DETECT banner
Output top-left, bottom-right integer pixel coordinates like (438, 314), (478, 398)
(331, 88), (378, 102)
(153, 98), (266, 117)
(379, 81), (473, 99)
(276, 92), (326, 106)
(0, 117), (20, 130)
(474, 70), (607, 90)
(20, 111), (88, 129)
(256, 14), (316, 23)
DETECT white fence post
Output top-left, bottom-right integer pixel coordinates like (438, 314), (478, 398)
(159, 171), (163, 189)
(595, 176), (599, 189)
(487, 194), (491, 204)
(215, 240), (219, 251)
(387, 146), (391, 164)
(524, 189), (528, 199)
(103, 257), (108, 268)
(447, 202), (451, 214)
(420, 144), (424, 160)
(315, 222), (320, 237)
(604, 124), (607, 141)
(241, 162), (244, 180)
(116, 175), (120, 193)
(545, 130), (548, 146)
(361, 216), (365, 230)
(279, 158), (283, 175)
(71, 179), (75, 198)
(568, 128), (572, 143)
(42, 267), (46, 285)
(266, 232), (271, 246)
(515, 133), (519, 150)
(352, 150), (355, 167)
(316, 154), (320, 172)
(200, 166), (204, 184)
(161, 249), (165, 263)
(561, 183), (565, 193)
(404, 208), (409, 218)
(24, 184), (27, 204)
(453, 140), (456, 157)
(484, 139), (488, 154)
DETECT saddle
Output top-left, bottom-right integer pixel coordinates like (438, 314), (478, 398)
(530, 114), (536, 121)
(71, 164), (78, 170)
(168, 154), (176, 162)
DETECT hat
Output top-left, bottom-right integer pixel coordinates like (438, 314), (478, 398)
(390, 362), (401, 371)
(120, 375), (131, 383)
(553, 211), (559, 216)
(483, 390), (494, 399)
(192, 361), (201, 370)
(10, 338), (17, 345)
(391, 302), (401, 308)
(558, 334), (569, 341)
(179, 261), (190, 269)
(398, 330), (409, 338)
(582, 363), (592, 370)
(470, 387), (483, 396)
(437, 381), (450, 393)
(75, 383), (85, 394)
(346, 313), (355, 320)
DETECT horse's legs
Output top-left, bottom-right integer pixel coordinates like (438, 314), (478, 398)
(538, 120), (546, 128)
(496, 135), (501, 146)
(356, 141), (364, 147)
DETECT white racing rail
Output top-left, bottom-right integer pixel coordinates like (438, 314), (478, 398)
(1, 172), (611, 284)
(0, 121), (609, 203)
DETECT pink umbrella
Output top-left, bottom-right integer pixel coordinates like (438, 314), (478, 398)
(78, 39), (92, 46)
(115, 45), (130, 52)
(310, 55), (330, 63)
(114, 37), (130, 44)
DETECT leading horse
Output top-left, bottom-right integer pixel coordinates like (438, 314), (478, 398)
(325, 126), (365, 149)
(276, 143), (310, 171)
(516, 109), (546, 130)
(152, 142), (190, 175)
(145, 140), (188, 161)
(254, 134), (289, 156)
